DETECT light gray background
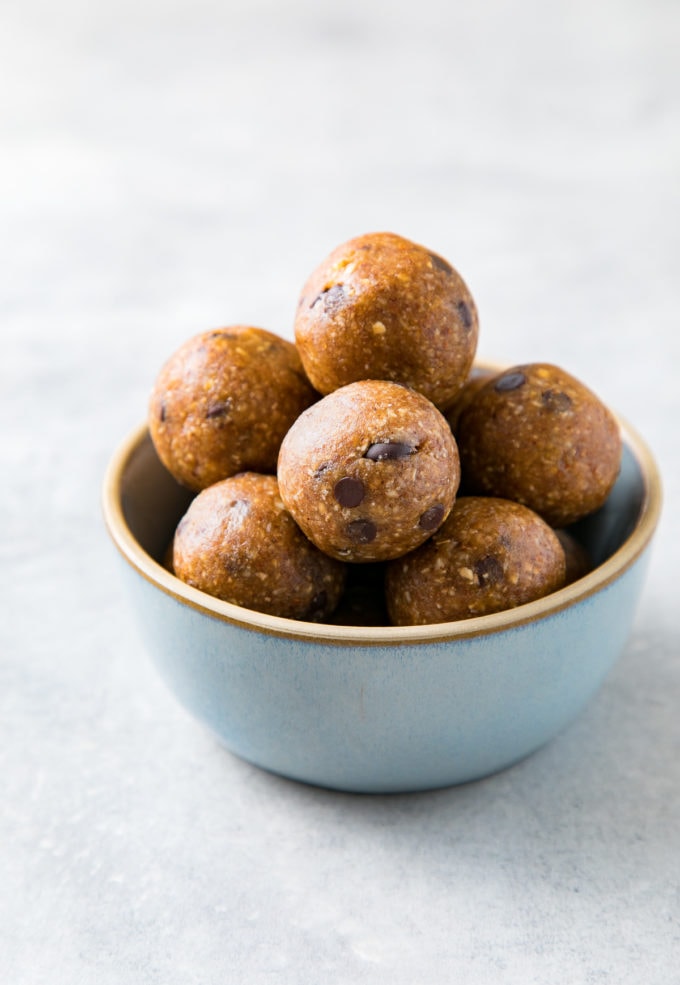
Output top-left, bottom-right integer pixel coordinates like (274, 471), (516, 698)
(2, 1), (679, 982)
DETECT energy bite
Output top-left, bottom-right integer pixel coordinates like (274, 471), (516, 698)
(172, 473), (346, 621)
(149, 326), (317, 491)
(456, 363), (622, 527)
(386, 496), (567, 625)
(277, 379), (460, 562)
(294, 231), (479, 410)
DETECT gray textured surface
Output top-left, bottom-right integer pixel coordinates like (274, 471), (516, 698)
(2, 1), (679, 981)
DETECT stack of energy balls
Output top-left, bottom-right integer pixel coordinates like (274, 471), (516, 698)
(148, 232), (622, 626)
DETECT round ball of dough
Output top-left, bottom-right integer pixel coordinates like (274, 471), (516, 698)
(149, 326), (318, 491)
(172, 473), (346, 621)
(456, 363), (622, 527)
(277, 379), (461, 562)
(294, 231), (479, 410)
(386, 496), (567, 625)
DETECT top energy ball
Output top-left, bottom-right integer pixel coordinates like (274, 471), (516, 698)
(293, 232), (479, 410)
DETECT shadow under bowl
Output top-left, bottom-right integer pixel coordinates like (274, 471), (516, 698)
(102, 417), (661, 793)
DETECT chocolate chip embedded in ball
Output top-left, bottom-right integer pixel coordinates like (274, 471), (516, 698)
(334, 477), (365, 507)
(494, 370), (527, 392)
(172, 473), (346, 621)
(386, 497), (567, 625)
(294, 231), (479, 410)
(456, 363), (622, 527)
(277, 379), (461, 562)
(419, 504), (446, 531)
(149, 326), (318, 491)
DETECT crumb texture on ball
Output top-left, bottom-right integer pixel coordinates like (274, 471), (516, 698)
(172, 473), (346, 621)
(277, 379), (461, 562)
(294, 231), (479, 409)
(456, 363), (622, 527)
(386, 496), (567, 625)
(149, 326), (318, 491)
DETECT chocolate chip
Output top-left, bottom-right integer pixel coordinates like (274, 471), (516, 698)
(206, 399), (232, 419)
(494, 371), (526, 392)
(324, 284), (346, 312)
(429, 252), (453, 275)
(209, 330), (238, 340)
(159, 401), (167, 422)
(474, 555), (504, 586)
(364, 442), (415, 461)
(310, 284), (346, 313)
(457, 300), (473, 329)
(346, 519), (377, 543)
(264, 340), (287, 354)
(419, 504), (445, 531)
(313, 461), (333, 478)
(541, 389), (573, 413)
(334, 477), (365, 508)
(228, 498), (248, 511)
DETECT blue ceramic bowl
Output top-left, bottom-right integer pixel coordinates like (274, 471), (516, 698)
(103, 413), (661, 793)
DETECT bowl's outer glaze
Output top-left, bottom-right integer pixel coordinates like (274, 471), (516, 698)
(120, 551), (651, 792)
(105, 419), (660, 793)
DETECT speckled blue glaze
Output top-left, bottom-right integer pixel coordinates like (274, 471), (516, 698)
(105, 422), (661, 793)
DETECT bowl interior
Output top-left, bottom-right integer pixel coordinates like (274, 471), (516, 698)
(123, 430), (645, 571)
(568, 440), (647, 568)
(108, 414), (659, 640)
(120, 430), (194, 564)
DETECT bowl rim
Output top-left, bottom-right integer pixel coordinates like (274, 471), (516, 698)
(102, 409), (662, 648)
